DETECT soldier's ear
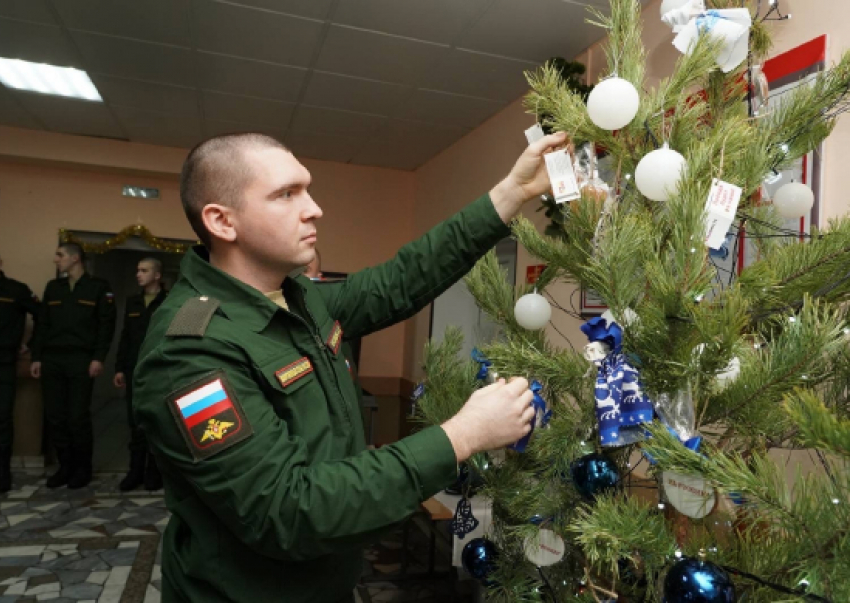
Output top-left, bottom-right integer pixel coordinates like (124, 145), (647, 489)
(202, 204), (237, 244)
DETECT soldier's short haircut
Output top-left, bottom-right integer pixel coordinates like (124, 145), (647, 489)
(180, 133), (289, 249)
(59, 242), (86, 264)
(140, 257), (163, 276)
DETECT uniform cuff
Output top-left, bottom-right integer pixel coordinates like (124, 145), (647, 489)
(467, 193), (513, 242)
(399, 425), (458, 501)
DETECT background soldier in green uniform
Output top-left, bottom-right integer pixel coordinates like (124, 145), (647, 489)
(0, 254), (40, 493)
(114, 258), (167, 492)
(31, 243), (116, 489)
(134, 130), (566, 602)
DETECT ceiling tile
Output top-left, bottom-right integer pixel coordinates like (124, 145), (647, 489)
(193, 0), (324, 67)
(419, 49), (537, 102)
(289, 106), (386, 138)
(285, 131), (363, 164)
(197, 52), (307, 102)
(315, 25), (447, 86)
(462, 0), (603, 63)
(212, 0), (335, 20)
(15, 92), (124, 139)
(91, 75), (199, 116)
(0, 19), (82, 67)
(303, 72), (407, 116)
(202, 91), (294, 128)
(0, 0), (56, 25)
(0, 88), (42, 129)
(395, 89), (504, 129)
(353, 118), (469, 170)
(332, 0), (490, 45)
(55, 0), (190, 46)
(73, 32), (196, 87)
(112, 105), (202, 148)
(204, 119), (287, 142)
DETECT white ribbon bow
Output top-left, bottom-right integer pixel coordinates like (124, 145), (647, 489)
(662, 0), (752, 73)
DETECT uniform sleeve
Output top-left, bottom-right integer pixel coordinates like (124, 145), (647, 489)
(18, 284), (40, 318)
(314, 193), (511, 339)
(29, 283), (51, 362)
(94, 282), (116, 363)
(133, 339), (457, 562)
(115, 304), (130, 374)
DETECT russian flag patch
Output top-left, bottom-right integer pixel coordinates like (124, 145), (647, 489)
(168, 371), (253, 461)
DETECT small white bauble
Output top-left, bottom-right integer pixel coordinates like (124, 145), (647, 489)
(514, 293), (552, 330)
(660, 0), (691, 18)
(773, 182), (814, 219)
(635, 143), (687, 202)
(587, 77), (640, 131)
(523, 529), (565, 567)
(715, 356), (741, 391)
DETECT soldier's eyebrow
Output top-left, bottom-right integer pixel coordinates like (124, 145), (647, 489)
(267, 176), (312, 200)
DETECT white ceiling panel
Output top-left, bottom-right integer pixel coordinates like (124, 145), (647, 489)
(0, 0), (56, 25)
(0, 19), (82, 67)
(197, 52), (307, 102)
(462, 0), (602, 63)
(289, 106), (387, 138)
(302, 72), (408, 117)
(210, 0), (335, 21)
(285, 131), (364, 165)
(113, 105), (202, 149)
(193, 0), (324, 67)
(332, 0), (490, 45)
(0, 89), (42, 130)
(15, 93), (124, 139)
(315, 25), (447, 86)
(202, 91), (295, 128)
(91, 75), (199, 116)
(205, 119), (287, 142)
(419, 49), (539, 102)
(396, 89), (504, 129)
(353, 118), (470, 170)
(72, 33), (197, 87)
(54, 0), (191, 46)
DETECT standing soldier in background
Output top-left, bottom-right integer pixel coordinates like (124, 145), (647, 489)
(0, 254), (40, 493)
(30, 243), (116, 489)
(114, 258), (167, 491)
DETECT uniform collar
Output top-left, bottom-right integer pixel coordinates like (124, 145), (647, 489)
(180, 246), (301, 333)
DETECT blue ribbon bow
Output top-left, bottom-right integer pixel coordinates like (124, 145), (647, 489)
(644, 424), (702, 465)
(510, 380), (551, 453)
(471, 348), (492, 381)
(580, 316), (623, 353)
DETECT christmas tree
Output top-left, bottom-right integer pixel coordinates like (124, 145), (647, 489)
(415, 0), (850, 601)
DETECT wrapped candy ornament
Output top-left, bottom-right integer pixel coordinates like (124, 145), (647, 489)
(661, 0), (752, 73)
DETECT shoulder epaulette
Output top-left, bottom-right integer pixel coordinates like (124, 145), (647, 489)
(166, 296), (221, 337)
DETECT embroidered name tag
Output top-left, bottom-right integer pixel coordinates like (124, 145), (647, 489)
(128, 312), (141, 318)
(275, 357), (313, 388)
(326, 321), (343, 355)
(0, 298), (13, 303)
(168, 371), (253, 461)
(48, 301), (62, 306)
(78, 299), (96, 307)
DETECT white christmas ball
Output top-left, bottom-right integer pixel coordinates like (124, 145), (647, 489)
(635, 143), (687, 202)
(715, 357), (741, 391)
(514, 293), (552, 330)
(660, 0), (691, 17)
(773, 182), (814, 219)
(586, 77), (640, 131)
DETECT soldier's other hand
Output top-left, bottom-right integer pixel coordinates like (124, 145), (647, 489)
(114, 372), (126, 388)
(30, 361), (41, 379)
(89, 360), (104, 379)
(441, 377), (534, 463)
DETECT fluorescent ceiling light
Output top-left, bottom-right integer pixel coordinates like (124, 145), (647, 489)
(0, 58), (102, 101)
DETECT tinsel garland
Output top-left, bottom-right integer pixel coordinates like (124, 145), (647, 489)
(59, 225), (196, 254)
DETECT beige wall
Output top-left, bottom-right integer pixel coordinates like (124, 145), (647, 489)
(0, 126), (415, 381)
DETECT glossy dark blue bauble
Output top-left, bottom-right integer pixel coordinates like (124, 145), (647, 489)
(461, 538), (499, 585)
(663, 558), (736, 602)
(570, 453), (620, 499)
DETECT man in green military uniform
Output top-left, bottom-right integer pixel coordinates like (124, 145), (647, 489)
(134, 130), (566, 602)
(114, 258), (167, 492)
(31, 243), (116, 489)
(0, 254), (40, 493)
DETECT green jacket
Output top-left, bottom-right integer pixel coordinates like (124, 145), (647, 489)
(115, 289), (168, 374)
(0, 271), (40, 364)
(133, 194), (510, 603)
(31, 273), (116, 362)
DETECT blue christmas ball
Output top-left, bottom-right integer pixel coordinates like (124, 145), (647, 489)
(461, 538), (499, 585)
(570, 452), (620, 499)
(663, 557), (736, 602)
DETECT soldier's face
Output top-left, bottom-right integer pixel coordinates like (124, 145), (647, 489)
(53, 248), (76, 273)
(136, 262), (160, 288)
(234, 147), (323, 273)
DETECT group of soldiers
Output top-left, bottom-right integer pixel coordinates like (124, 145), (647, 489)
(0, 243), (166, 492)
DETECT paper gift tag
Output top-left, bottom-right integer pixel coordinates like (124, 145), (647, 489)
(704, 178), (742, 249)
(523, 528), (565, 566)
(544, 149), (581, 204)
(662, 471), (717, 518)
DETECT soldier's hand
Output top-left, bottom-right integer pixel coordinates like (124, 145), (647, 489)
(18, 344), (29, 358)
(114, 373), (126, 388)
(30, 362), (41, 379)
(441, 378), (535, 463)
(89, 361), (104, 379)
